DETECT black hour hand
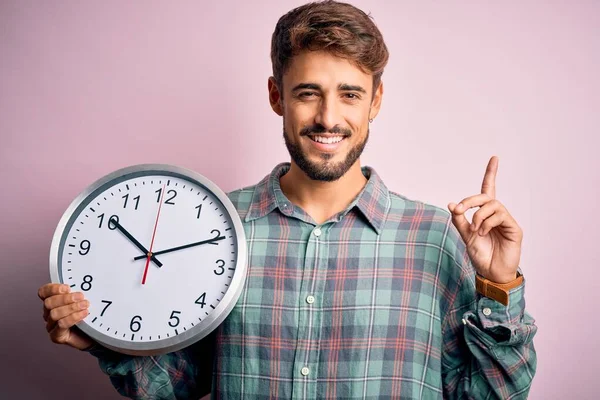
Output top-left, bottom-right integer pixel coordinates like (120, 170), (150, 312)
(110, 217), (163, 267)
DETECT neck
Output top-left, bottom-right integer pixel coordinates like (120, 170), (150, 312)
(279, 160), (368, 225)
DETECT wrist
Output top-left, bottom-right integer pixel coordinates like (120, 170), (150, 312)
(480, 271), (518, 285)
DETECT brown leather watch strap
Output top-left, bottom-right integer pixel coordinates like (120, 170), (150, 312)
(475, 273), (524, 306)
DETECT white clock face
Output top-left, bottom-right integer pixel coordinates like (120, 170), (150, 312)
(49, 165), (247, 355)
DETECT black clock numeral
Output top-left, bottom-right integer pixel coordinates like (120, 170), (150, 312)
(168, 310), (181, 327)
(214, 259), (225, 276)
(97, 214), (119, 230)
(130, 315), (142, 332)
(195, 292), (207, 308)
(81, 275), (93, 291)
(122, 194), (140, 210)
(100, 300), (112, 316)
(156, 188), (177, 205)
(195, 204), (202, 219)
(79, 240), (91, 255)
(165, 190), (177, 205)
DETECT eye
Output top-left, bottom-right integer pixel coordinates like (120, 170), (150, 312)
(343, 93), (360, 100)
(298, 91), (317, 98)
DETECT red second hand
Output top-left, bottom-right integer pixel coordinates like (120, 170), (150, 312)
(142, 184), (166, 285)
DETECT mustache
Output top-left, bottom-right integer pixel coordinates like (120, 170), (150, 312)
(299, 124), (352, 137)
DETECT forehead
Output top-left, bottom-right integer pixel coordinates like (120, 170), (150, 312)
(283, 50), (372, 90)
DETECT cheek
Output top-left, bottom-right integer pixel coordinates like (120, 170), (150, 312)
(284, 105), (314, 132)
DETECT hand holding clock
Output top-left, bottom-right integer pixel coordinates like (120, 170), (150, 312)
(38, 283), (93, 350)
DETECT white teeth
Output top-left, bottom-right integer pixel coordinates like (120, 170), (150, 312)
(311, 136), (344, 144)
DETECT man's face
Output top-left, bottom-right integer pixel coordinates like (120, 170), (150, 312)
(269, 50), (383, 182)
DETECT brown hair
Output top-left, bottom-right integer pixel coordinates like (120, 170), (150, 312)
(271, 0), (389, 96)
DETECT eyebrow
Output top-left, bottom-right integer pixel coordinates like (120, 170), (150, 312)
(291, 83), (367, 93)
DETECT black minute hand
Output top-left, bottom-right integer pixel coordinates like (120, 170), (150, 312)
(132, 232), (226, 260)
(110, 217), (163, 267)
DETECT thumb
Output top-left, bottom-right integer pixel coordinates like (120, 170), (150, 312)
(448, 203), (472, 242)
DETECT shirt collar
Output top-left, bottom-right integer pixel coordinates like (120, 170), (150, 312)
(244, 162), (391, 234)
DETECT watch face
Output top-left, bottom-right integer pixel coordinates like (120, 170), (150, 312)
(49, 164), (247, 355)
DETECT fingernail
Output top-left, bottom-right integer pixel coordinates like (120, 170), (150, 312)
(60, 285), (69, 293)
(456, 203), (463, 210)
(79, 301), (89, 309)
(73, 293), (84, 301)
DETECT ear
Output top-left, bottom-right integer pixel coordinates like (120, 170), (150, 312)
(268, 77), (284, 116)
(369, 81), (384, 120)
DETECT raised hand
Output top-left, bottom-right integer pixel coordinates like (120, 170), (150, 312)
(447, 156), (523, 284)
(38, 283), (94, 350)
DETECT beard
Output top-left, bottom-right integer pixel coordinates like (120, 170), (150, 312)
(283, 123), (369, 182)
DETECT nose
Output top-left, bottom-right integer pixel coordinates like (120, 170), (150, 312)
(314, 96), (342, 131)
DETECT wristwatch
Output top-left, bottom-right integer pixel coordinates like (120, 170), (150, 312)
(475, 272), (523, 306)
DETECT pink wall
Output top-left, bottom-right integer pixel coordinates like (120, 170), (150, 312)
(1, 1), (598, 398)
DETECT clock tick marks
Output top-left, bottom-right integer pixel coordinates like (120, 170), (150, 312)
(90, 207), (95, 212)
(92, 317), (97, 323)
(126, 184), (129, 190)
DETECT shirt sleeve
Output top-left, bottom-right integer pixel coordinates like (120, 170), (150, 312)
(83, 332), (215, 399)
(440, 220), (538, 399)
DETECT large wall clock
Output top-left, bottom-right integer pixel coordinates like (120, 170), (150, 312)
(49, 164), (247, 355)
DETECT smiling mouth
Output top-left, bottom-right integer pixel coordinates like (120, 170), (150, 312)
(307, 135), (346, 144)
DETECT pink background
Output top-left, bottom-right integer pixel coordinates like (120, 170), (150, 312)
(1, 1), (598, 398)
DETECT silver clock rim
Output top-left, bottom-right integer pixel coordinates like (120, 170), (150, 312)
(49, 164), (248, 356)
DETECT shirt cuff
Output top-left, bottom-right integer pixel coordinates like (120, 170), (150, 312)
(81, 342), (113, 358)
(472, 281), (526, 344)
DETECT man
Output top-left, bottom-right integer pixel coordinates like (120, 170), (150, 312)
(38, 1), (537, 398)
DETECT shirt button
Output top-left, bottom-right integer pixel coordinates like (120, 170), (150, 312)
(306, 295), (315, 304)
(313, 228), (322, 237)
(301, 367), (310, 376)
(482, 307), (492, 316)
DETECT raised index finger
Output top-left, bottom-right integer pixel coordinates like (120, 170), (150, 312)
(481, 156), (499, 198)
(38, 283), (70, 300)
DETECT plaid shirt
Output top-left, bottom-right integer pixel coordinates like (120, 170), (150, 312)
(90, 162), (537, 399)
